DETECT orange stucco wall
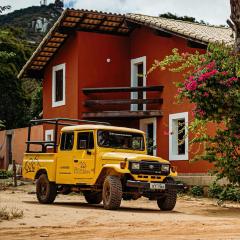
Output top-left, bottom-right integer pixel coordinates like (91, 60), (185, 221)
(42, 26), (213, 174)
(0, 125), (43, 169)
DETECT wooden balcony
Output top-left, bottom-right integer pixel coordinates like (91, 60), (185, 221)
(82, 85), (163, 118)
(83, 85), (164, 94)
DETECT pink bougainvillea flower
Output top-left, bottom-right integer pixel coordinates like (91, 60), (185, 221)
(206, 61), (216, 70)
(186, 80), (197, 91)
(198, 69), (218, 82)
(177, 88), (184, 93)
(222, 77), (239, 87)
(221, 71), (228, 76)
(203, 92), (209, 97)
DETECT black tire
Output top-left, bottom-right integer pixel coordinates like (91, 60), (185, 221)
(102, 176), (122, 210)
(36, 174), (57, 204)
(84, 191), (102, 204)
(157, 178), (177, 211)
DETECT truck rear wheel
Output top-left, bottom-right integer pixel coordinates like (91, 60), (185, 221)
(102, 176), (122, 210)
(36, 174), (57, 204)
(157, 178), (177, 211)
(84, 191), (102, 204)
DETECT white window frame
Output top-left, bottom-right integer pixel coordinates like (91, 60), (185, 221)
(52, 63), (66, 108)
(140, 117), (157, 156)
(131, 56), (146, 111)
(45, 129), (54, 149)
(169, 112), (188, 160)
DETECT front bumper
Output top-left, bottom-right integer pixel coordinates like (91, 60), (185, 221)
(126, 180), (185, 191)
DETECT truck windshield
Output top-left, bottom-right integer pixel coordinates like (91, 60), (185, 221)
(97, 130), (145, 151)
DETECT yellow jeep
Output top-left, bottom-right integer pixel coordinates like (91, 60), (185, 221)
(23, 118), (183, 211)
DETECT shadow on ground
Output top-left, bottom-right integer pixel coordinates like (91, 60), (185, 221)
(23, 200), (181, 214)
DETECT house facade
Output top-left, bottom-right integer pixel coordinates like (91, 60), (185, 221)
(18, 9), (233, 174)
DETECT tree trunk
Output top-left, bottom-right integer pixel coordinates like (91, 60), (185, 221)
(230, 0), (240, 53)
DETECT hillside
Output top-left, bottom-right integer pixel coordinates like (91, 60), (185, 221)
(0, 4), (62, 43)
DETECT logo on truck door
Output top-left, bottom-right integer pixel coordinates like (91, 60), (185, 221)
(74, 161), (91, 174)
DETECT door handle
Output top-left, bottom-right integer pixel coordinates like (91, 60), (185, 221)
(74, 159), (78, 163)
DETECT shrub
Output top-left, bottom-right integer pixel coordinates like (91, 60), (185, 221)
(0, 169), (8, 179)
(0, 169), (13, 179)
(208, 182), (240, 202)
(0, 207), (23, 221)
(190, 185), (204, 197)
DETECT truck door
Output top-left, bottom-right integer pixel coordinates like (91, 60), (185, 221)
(73, 131), (96, 181)
(56, 131), (75, 184)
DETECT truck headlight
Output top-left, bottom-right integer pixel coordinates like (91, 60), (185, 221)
(161, 164), (170, 172)
(131, 162), (140, 170)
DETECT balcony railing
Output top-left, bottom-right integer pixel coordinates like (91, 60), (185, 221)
(82, 85), (164, 118)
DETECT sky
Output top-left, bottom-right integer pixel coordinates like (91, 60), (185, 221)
(1, 0), (231, 25)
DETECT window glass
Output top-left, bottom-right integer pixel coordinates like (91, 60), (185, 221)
(97, 130), (145, 151)
(55, 69), (63, 102)
(60, 132), (74, 151)
(177, 119), (185, 155)
(77, 132), (94, 150)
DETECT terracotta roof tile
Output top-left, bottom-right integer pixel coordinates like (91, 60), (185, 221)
(126, 13), (234, 45)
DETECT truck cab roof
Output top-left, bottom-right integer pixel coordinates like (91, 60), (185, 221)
(61, 124), (145, 134)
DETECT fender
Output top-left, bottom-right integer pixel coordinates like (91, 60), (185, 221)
(101, 164), (131, 175)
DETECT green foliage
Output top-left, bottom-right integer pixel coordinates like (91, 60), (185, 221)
(159, 12), (208, 25)
(0, 27), (43, 129)
(190, 185), (204, 197)
(208, 182), (240, 202)
(0, 28), (31, 129)
(0, 120), (5, 130)
(30, 85), (43, 118)
(151, 44), (240, 185)
(0, 5), (61, 42)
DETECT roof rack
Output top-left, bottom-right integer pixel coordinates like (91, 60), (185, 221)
(30, 118), (110, 126)
(27, 118), (110, 153)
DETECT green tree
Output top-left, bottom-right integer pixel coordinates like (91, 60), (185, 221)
(159, 12), (208, 25)
(0, 28), (34, 129)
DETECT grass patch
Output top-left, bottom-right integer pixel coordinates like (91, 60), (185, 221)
(0, 206), (23, 221)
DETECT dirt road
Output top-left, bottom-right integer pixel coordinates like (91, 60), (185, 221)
(0, 184), (240, 240)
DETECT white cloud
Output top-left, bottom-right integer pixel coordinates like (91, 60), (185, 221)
(1, 0), (231, 25)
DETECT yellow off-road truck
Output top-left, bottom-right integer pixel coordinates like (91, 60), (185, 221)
(23, 118), (183, 211)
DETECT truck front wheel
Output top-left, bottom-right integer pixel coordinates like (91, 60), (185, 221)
(157, 178), (177, 211)
(102, 176), (122, 210)
(36, 174), (57, 204)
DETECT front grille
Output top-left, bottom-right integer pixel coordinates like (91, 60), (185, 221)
(129, 160), (170, 175)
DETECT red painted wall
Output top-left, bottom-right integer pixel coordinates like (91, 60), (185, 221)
(42, 27), (213, 174)
(43, 33), (79, 120)
(76, 31), (131, 115)
(130, 27), (212, 173)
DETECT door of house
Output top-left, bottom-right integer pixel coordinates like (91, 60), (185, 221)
(140, 118), (157, 156)
(131, 56), (146, 111)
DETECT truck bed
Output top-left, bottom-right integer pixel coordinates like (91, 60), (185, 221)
(22, 153), (57, 181)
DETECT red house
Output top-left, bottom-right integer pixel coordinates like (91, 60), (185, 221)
(18, 9), (232, 174)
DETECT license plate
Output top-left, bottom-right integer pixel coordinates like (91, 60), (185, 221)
(150, 183), (165, 190)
